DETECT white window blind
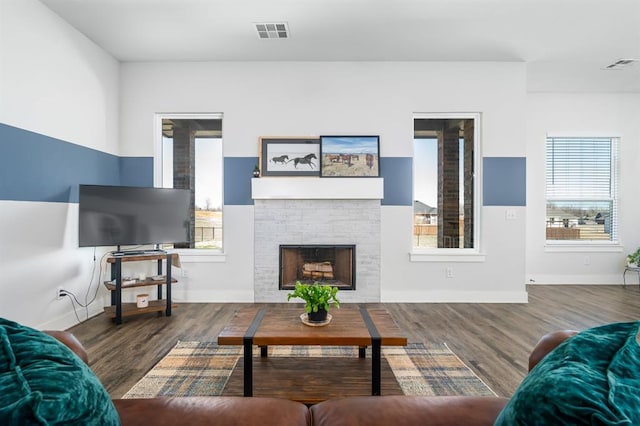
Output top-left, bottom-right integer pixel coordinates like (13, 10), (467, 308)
(546, 138), (612, 199)
(545, 137), (618, 242)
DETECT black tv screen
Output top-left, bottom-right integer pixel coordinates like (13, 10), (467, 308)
(78, 185), (191, 248)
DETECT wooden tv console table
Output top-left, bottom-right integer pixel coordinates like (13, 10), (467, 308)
(105, 252), (177, 324)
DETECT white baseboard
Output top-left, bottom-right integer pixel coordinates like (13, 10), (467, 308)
(38, 305), (105, 331)
(171, 290), (255, 303)
(527, 274), (625, 285)
(381, 290), (529, 303)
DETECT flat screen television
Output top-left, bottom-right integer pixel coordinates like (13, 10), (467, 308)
(78, 184), (191, 248)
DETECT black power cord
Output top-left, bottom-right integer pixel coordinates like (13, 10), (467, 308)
(59, 247), (112, 324)
(61, 245), (154, 324)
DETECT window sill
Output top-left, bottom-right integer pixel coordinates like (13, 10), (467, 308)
(544, 243), (623, 253)
(169, 249), (226, 263)
(410, 250), (486, 262)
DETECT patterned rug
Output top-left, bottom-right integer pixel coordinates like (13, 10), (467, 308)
(123, 342), (496, 398)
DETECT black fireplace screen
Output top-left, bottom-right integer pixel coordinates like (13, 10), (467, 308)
(279, 245), (355, 290)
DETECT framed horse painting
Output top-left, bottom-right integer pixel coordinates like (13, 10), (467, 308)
(259, 137), (321, 177)
(320, 135), (380, 177)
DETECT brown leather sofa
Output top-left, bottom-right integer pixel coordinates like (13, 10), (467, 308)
(46, 329), (577, 426)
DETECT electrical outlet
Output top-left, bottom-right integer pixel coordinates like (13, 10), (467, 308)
(181, 269), (189, 278)
(446, 267), (454, 278)
(55, 287), (66, 300)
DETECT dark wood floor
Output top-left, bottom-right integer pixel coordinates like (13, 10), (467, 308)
(67, 285), (640, 399)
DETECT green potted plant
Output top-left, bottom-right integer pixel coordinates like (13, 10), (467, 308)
(253, 164), (260, 177)
(627, 247), (640, 268)
(287, 281), (340, 323)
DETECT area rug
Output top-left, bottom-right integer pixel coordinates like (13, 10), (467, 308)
(122, 342), (496, 398)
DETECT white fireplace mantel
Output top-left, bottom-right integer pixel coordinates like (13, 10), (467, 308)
(251, 177), (384, 200)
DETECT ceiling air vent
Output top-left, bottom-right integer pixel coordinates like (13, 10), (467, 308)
(255, 22), (289, 39)
(604, 59), (637, 70)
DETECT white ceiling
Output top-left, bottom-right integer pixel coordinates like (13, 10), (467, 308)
(38, 0), (639, 70)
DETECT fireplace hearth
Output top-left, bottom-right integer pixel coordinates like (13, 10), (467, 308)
(279, 245), (355, 290)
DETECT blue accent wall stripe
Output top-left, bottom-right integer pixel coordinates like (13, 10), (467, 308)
(0, 123), (152, 203)
(380, 157), (412, 206)
(483, 157), (526, 206)
(119, 157), (153, 187)
(2, 124), (526, 208)
(224, 157), (257, 205)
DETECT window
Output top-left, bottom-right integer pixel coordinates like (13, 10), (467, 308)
(156, 114), (223, 250)
(413, 114), (478, 249)
(545, 137), (618, 243)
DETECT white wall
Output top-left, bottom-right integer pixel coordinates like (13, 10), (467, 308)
(0, 0), (120, 329)
(170, 206), (255, 303)
(120, 61), (528, 303)
(0, 0), (120, 154)
(9, 3), (636, 328)
(526, 93), (640, 284)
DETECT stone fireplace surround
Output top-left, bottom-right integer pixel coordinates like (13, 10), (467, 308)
(252, 178), (383, 303)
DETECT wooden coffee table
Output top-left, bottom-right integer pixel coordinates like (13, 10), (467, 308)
(217, 305), (407, 400)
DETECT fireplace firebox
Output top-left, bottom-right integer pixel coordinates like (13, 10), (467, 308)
(279, 245), (355, 290)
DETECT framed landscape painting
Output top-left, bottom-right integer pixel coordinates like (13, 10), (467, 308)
(259, 137), (320, 177)
(320, 135), (380, 177)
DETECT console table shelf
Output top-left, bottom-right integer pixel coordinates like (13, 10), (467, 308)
(103, 278), (178, 291)
(105, 252), (177, 324)
(104, 301), (178, 319)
